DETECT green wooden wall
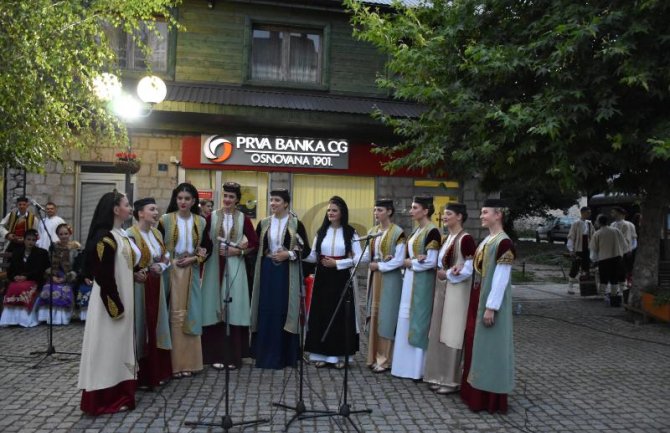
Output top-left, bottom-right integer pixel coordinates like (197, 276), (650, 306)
(175, 0), (388, 97)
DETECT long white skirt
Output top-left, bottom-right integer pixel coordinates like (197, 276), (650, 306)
(391, 269), (425, 380)
(0, 303), (39, 327)
(37, 307), (72, 325)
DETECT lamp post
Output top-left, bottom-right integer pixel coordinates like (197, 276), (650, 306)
(93, 73), (167, 206)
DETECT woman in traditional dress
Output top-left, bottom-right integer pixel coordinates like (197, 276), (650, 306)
(127, 197), (173, 389)
(0, 229), (50, 327)
(201, 182), (258, 370)
(250, 189), (310, 369)
(424, 203), (475, 394)
(78, 191), (141, 415)
(37, 223), (81, 325)
(461, 198), (515, 414)
(391, 196), (441, 380)
(304, 196), (364, 369)
(159, 183), (211, 378)
(363, 199), (406, 374)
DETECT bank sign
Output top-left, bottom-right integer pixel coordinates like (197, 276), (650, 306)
(201, 134), (349, 170)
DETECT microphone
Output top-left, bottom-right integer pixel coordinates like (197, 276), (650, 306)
(354, 232), (383, 242)
(30, 198), (46, 212)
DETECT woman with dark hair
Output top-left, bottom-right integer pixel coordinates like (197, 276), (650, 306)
(250, 189), (310, 369)
(127, 198), (172, 389)
(424, 203), (475, 394)
(461, 199), (515, 414)
(304, 196), (365, 369)
(201, 182), (259, 370)
(78, 191), (141, 415)
(363, 199), (406, 374)
(36, 223), (81, 325)
(391, 196), (441, 380)
(159, 183), (211, 378)
(0, 229), (50, 327)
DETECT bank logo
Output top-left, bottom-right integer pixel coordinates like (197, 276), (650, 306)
(203, 135), (233, 163)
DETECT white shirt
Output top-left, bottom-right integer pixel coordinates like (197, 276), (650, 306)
(305, 226), (365, 270)
(406, 226), (438, 272)
(360, 227), (406, 273)
(114, 228), (141, 267)
(438, 232), (474, 284)
(37, 215), (66, 250)
(175, 214), (194, 255)
(269, 214), (289, 253)
(477, 234), (512, 311)
(137, 228), (170, 272)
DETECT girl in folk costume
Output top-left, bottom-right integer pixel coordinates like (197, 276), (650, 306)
(126, 198), (172, 389)
(78, 191), (141, 415)
(158, 183), (211, 378)
(461, 199), (515, 414)
(391, 196), (441, 380)
(424, 204), (476, 394)
(363, 199), (406, 374)
(304, 196), (365, 369)
(201, 182), (259, 370)
(0, 229), (50, 327)
(250, 189), (310, 369)
(37, 223), (81, 325)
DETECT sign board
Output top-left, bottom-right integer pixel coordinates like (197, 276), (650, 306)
(199, 190), (213, 200)
(201, 134), (349, 170)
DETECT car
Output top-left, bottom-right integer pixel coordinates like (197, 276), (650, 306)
(535, 216), (578, 243)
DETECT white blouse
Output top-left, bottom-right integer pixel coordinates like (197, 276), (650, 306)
(437, 232), (474, 283)
(268, 214), (289, 253)
(360, 227), (406, 273)
(138, 228), (170, 272)
(114, 228), (141, 267)
(477, 234), (513, 311)
(220, 212), (234, 241)
(304, 226), (365, 270)
(407, 227), (438, 272)
(175, 214), (194, 255)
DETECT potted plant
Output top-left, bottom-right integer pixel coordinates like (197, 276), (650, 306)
(640, 287), (670, 322)
(114, 150), (141, 174)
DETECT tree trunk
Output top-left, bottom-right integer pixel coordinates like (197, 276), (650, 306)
(630, 180), (669, 308)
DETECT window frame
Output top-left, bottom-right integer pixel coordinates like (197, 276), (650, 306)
(243, 17), (331, 91)
(106, 17), (177, 81)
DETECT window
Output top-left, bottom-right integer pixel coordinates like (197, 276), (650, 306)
(106, 21), (169, 73)
(251, 24), (323, 84)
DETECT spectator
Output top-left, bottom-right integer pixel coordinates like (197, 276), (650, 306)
(36, 202), (66, 251)
(610, 207), (637, 301)
(590, 214), (626, 306)
(1, 197), (38, 255)
(566, 207), (595, 294)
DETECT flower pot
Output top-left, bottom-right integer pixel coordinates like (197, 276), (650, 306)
(641, 292), (670, 323)
(115, 160), (141, 174)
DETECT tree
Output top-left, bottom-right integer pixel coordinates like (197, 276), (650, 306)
(0, 0), (180, 171)
(346, 0), (670, 305)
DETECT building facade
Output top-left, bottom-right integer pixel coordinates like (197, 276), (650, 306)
(4, 0), (492, 244)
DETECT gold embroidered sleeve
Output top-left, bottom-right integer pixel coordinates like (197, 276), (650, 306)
(496, 249), (515, 265)
(396, 232), (407, 245)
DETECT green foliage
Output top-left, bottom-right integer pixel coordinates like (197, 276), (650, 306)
(0, 0), (181, 171)
(345, 0), (670, 196)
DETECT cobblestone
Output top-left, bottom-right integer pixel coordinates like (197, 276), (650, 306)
(1, 283), (669, 432)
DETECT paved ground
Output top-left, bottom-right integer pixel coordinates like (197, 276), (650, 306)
(1, 283), (669, 433)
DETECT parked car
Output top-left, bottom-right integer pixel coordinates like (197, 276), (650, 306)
(535, 216), (578, 243)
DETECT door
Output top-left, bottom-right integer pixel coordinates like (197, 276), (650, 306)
(75, 172), (127, 245)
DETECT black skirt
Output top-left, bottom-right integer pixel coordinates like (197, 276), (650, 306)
(304, 263), (359, 356)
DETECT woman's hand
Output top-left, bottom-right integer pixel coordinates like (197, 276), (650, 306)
(415, 254), (427, 263)
(451, 264), (464, 276)
(369, 262), (379, 272)
(437, 269), (447, 281)
(149, 263), (162, 274)
(176, 256), (196, 268)
(403, 258), (412, 269)
(483, 308), (496, 327)
(52, 275), (65, 284)
(272, 250), (290, 263)
(84, 278), (93, 286)
(320, 257), (337, 268)
(134, 269), (147, 283)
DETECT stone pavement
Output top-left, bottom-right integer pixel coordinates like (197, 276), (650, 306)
(1, 284), (669, 433)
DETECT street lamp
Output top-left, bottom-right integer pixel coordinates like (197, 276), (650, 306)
(92, 72), (167, 204)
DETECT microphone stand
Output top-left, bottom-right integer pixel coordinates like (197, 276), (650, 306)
(185, 241), (268, 432)
(31, 205), (79, 369)
(291, 235), (374, 433)
(272, 234), (332, 431)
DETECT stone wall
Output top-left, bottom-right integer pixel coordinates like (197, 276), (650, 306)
(17, 133), (182, 229)
(3, 168), (27, 216)
(462, 177), (498, 242)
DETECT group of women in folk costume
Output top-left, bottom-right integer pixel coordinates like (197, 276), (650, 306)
(364, 197), (515, 414)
